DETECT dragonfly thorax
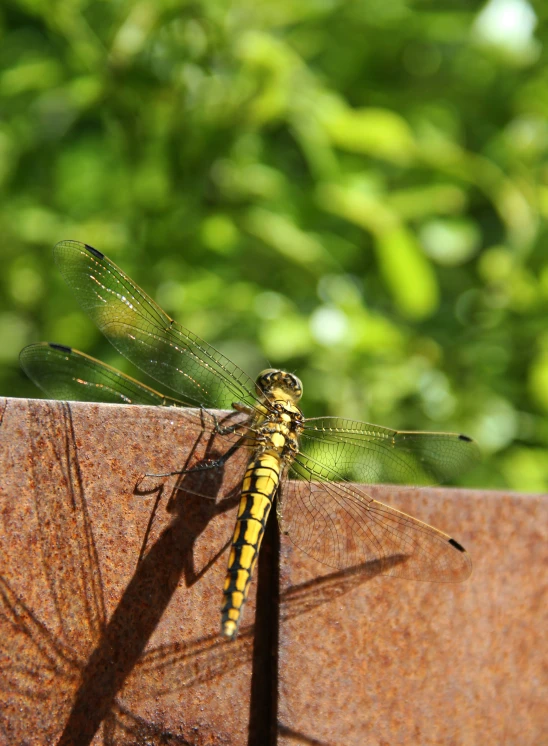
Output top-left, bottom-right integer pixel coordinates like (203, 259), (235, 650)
(255, 368), (303, 404)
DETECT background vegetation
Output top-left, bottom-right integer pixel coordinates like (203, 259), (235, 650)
(1, 0), (547, 491)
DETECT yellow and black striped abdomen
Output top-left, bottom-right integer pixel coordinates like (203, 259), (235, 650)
(221, 453), (281, 638)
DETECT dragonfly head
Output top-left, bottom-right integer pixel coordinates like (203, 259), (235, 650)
(256, 368), (303, 404)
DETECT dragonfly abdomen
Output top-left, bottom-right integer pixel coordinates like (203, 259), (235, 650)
(221, 453), (281, 639)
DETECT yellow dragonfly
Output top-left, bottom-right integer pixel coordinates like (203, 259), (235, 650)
(20, 241), (477, 639)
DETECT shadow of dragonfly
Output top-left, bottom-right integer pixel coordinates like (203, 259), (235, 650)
(0, 398), (400, 744)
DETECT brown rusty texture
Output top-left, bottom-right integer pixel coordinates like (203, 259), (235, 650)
(0, 397), (546, 745)
(277, 487), (548, 746)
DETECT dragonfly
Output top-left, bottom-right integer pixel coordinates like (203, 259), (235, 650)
(20, 240), (477, 639)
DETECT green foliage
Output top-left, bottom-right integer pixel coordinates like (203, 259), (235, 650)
(1, 0), (547, 491)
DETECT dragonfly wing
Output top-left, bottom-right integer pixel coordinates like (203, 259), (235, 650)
(20, 343), (186, 406)
(281, 460), (471, 581)
(53, 241), (258, 410)
(300, 417), (479, 486)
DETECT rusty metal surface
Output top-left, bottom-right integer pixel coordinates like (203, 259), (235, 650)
(0, 397), (256, 745)
(277, 485), (548, 746)
(1, 396), (546, 745)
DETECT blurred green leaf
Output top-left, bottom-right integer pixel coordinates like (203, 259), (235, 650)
(529, 340), (548, 413)
(419, 218), (480, 266)
(375, 226), (439, 320)
(245, 207), (336, 270)
(1, 0), (546, 492)
(321, 101), (418, 165)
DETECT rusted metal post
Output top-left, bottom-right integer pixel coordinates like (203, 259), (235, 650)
(1, 397), (546, 745)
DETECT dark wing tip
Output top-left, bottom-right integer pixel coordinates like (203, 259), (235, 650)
(448, 537), (466, 553)
(48, 343), (72, 353)
(84, 243), (104, 259)
(54, 239), (104, 259)
(458, 434), (473, 442)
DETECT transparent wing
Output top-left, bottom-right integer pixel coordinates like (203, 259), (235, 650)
(300, 417), (479, 486)
(20, 343), (186, 406)
(281, 459), (471, 581)
(53, 240), (258, 410)
(20, 342), (255, 502)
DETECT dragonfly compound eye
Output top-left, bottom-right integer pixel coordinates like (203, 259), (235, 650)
(256, 369), (303, 403)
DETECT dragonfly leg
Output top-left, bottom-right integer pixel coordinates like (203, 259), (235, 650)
(143, 435), (247, 479)
(210, 413), (240, 436)
(202, 405), (251, 437)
